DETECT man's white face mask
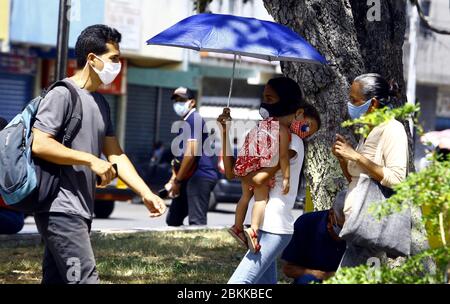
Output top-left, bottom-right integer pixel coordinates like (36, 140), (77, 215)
(91, 55), (122, 85)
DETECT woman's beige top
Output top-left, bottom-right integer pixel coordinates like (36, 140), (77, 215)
(343, 119), (408, 219)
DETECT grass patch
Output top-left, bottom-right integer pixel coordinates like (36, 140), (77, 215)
(0, 230), (290, 284)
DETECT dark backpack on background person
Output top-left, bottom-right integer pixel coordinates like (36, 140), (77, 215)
(0, 80), (82, 213)
(0, 117), (7, 131)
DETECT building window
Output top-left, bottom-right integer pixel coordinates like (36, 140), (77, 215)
(421, 0), (431, 16)
(436, 89), (450, 130)
(419, 0), (433, 38)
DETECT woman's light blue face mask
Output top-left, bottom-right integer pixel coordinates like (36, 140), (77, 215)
(347, 98), (372, 120)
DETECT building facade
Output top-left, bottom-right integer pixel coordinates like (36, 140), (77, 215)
(404, 0), (450, 160)
(0, 0), (279, 174)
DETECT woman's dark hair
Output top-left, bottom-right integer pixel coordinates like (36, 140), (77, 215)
(267, 77), (305, 104)
(75, 24), (122, 68)
(266, 77), (306, 116)
(354, 73), (400, 107)
(302, 103), (322, 130)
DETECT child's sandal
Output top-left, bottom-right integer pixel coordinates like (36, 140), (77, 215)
(227, 226), (248, 249)
(244, 228), (261, 253)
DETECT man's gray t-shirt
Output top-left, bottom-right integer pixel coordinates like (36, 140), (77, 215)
(33, 78), (114, 220)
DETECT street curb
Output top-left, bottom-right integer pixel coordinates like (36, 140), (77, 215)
(0, 226), (229, 247)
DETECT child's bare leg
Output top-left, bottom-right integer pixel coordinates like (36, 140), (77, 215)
(250, 185), (270, 231)
(234, 180), (253, 230)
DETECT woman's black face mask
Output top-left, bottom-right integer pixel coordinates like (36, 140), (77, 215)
(259, 102), (296, 119)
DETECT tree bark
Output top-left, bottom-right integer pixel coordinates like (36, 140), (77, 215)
(263, 0), (410, 210)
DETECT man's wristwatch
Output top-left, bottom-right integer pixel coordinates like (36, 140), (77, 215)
(173, 178), (183, 185)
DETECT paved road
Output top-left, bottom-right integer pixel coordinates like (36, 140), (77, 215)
(21, 201), (303, 234)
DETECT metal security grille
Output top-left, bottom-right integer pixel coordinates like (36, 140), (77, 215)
(0, 73), (33, 122)
(125, 84), (157, 173)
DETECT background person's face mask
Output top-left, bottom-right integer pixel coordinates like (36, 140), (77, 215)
(92, 55), (122, 85)
(347, 98), (372, 120)
(173, 101), (192, 117)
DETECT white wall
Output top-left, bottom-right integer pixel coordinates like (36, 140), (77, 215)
(112, 0), (276, 63)
(119, 0), (192, 62)
(406, 0), (450, 86)
(208, 0), (273, 20)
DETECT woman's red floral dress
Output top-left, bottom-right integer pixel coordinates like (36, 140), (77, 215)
(233, 118), (281, 187)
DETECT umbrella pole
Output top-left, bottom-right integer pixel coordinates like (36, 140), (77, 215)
(227, 54), (237, 108)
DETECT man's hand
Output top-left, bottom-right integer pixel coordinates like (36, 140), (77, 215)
(89, 157), (117, 187)
(142, 192), (167, 217)
(169, 181), (181, 198)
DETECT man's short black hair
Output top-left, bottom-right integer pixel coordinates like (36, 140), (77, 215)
(75, 24), (122, 69)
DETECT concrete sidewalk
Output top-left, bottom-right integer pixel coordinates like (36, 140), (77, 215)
(0, 225), (231, 247)
(1, 202), (303, 247)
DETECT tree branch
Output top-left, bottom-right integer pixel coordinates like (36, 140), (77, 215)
(411, 0), (450, 35)
(194, 0), (213, 13)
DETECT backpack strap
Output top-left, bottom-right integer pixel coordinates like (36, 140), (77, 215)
(44, 80), (83, 147)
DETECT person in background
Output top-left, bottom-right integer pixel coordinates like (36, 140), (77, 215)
(0, 117), (25, 235)
(147, 141), (166, 178)
(151, 141), (165, 166)
(165, 87), (219, 226)
(281, 190), (347, 284)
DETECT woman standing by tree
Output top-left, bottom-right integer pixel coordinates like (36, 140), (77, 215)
(333, 74), (433, 270)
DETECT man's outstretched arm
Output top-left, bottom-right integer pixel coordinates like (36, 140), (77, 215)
(102, 136), (166, 217)
(32, 128), (116, 187)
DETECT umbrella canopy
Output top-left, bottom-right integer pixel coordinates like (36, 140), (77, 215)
(421, 129), (450, 150)
(147, 13), (326, 64)
(147, 13), (327, 107)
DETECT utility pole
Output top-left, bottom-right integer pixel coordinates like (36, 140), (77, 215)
(406, 1), (419, 135)
(55, 0), (71, 81)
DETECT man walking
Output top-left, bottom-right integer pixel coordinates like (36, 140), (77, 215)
(31, 25), (166, 284)
(165, 87), (218, 226)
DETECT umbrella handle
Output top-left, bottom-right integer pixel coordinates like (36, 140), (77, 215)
(227, 54), (237, 108)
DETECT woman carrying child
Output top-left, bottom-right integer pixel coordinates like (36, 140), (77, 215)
(217, 77), (321, 284)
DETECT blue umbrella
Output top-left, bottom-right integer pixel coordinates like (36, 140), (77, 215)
(147, 13), (327, 107)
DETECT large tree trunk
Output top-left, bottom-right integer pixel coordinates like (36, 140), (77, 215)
(263, 0), (410, 210)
